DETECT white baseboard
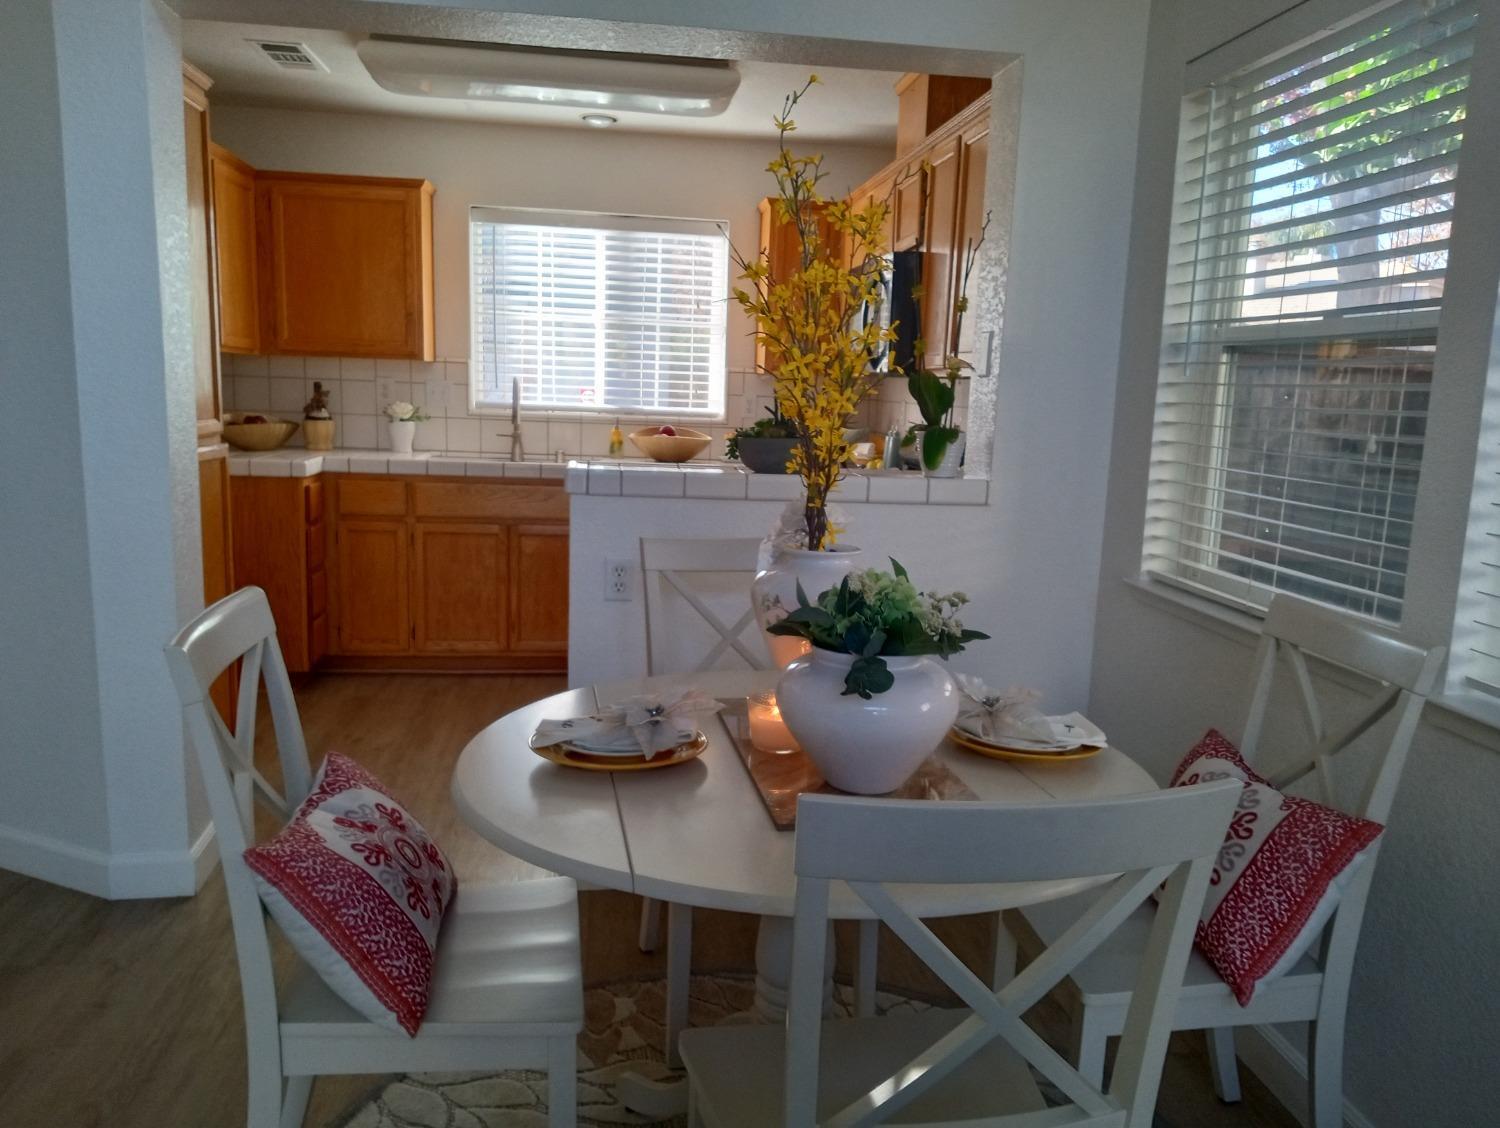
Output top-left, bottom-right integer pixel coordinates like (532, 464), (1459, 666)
(0, 823), (113, 897)
(0, 820), (219, 900)
(1239, 1024), (1375, 1128)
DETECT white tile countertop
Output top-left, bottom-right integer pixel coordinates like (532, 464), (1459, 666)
(563, 459), (990, 506)
(225, 449), (990, 506)
(226, 448), (568, 480)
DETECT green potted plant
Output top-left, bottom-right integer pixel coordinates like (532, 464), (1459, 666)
(725, 405), (800, 473)
(904, 212), (990, 477)
(769, 559), (988, 793)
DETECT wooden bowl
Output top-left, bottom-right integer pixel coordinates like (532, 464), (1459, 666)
(629, 426), (711, 463)
(222, 416), (300, 451)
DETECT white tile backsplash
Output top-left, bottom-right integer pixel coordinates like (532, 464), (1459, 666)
(341, 380), (376, 414)
(445, 417), (481, 452)
(269, 377), (305, 414)
(218, 353), (893, 462)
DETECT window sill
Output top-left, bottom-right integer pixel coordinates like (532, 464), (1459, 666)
(1119, 575), (1500, 753)
(470, 404), (729, 426)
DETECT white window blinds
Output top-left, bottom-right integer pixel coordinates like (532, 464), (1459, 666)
(470, 208), (728, 416)
(1145, 0), (1475, 622)
(1464, 451), (1500, 691)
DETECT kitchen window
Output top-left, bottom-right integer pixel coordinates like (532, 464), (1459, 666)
(1144, 0), (1474, 622)
(469, 207), (729, 417)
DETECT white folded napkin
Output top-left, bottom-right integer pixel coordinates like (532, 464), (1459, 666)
(534, 686), (723, 759)
(955, 676), (1055, 744)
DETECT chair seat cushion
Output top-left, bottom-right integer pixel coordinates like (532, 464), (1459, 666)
(680, 1008), (1045, 1127)
(280, 878), (584, 1040)
(1169, 729), (1382, 1004)
(245, 752), (458, 1036)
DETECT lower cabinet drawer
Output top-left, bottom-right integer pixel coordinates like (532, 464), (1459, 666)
(338, 477), (408, 517)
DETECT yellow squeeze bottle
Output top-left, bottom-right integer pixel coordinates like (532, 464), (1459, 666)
(608, 419), (624, 456)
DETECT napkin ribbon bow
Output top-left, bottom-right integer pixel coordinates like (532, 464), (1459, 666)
(535, 687), (724, 759)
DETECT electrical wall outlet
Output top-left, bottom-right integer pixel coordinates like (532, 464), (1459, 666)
(604, 558), (633, 601)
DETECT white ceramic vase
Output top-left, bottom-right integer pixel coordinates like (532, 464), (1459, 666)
(776, 650), (960, 794)
(925, 432), (966, 478)
(751, 544), (863, 668)
(388, 419), (416, 454)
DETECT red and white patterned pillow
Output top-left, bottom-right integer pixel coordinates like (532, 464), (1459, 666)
(1170, 730), (1382, 1004)
(244, 752), (457, 1036)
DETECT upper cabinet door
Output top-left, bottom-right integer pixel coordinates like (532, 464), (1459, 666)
(210, 145), (259, 355)
(920, 134), (962, 368)
(258, 174), (435, 360)
(952, 120), (990, 365)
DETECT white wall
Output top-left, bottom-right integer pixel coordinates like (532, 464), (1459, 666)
(0, 0), (209, 898)
(1089, 0), (1500, 1123)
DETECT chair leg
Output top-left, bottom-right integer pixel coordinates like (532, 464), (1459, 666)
(1206, 1027), (1242, 1103)
(992, 911), (1019, 990)
(246, 1063), (283, 1128)
(638, 896), (663, 952)
(548, 1034), (577, 1128)
(1072, 1008), (1110, 1089)
(1308, 1013), (1347, 1128)
(855, 919), (879, 1018)
(665, 901), (693, 1068)
(278, 1076), (313, 1128)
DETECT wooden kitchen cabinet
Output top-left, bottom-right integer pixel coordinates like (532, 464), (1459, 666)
(257, 173), (435, 360)
(509, 525), (569, 653)
(919, 133), (963, 368)
(210, 144), (259, 354)
(413, 523), (508, 653)
(892, 163), (926, 253)
(846, 90), (994, 370)
(952, 118), (991, 365)
(324, 475), (567, 671)
(231, 477), (329, 672)
(335, 519), (410, 655)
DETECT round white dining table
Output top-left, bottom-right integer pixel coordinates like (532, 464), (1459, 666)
(452, 668), (1159, 1109)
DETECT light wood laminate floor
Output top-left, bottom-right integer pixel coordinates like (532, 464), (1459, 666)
(0, 673), (1300, 1128)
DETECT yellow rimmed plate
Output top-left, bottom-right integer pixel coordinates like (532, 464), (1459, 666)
(948, 727), (1104, 764)
(531, 731), (709, 772)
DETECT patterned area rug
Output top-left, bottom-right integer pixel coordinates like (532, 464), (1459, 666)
(339, 974), (1172, 1127)
(340, 974), (925, 1127)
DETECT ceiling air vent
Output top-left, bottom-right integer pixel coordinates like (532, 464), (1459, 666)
(249, 39), (327, 72)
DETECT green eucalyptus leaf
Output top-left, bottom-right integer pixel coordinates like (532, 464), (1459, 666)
(842, 655), (896, 698)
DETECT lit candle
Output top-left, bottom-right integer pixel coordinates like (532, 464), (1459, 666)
(748, 691), (801, 752)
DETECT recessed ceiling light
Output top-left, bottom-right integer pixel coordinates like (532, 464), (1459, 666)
(581, 113), (618, 128)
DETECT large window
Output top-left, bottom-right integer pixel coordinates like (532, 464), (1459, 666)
(1145, 0), (1475, 621)
(469, 208), (729, 417)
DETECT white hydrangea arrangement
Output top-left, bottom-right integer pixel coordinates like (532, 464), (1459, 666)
(767, 559), (988, 698)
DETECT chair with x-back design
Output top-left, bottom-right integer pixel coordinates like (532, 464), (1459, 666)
(680, 782), (1239, 1126)
(1006, 593), (1444, 1128)
(164, 587), (583, 1128)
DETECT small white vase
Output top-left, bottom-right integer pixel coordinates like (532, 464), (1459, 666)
(925, 432), (966, 478)
(388, 419), (416, 454)
(776, 650), (960, 795)
(751, 544), (863, 668)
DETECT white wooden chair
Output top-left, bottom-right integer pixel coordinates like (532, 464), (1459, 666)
(164, 587), (583, 1128)
(680, 782), (1240, 1126)
(1007, 594), (1445, 1128)
(637, 537), (885, 1054)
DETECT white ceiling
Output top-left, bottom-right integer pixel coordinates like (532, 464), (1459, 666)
(182, 21), (902, 145)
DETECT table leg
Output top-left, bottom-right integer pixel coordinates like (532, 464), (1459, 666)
(753, 914), (835, 1021)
